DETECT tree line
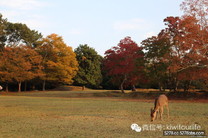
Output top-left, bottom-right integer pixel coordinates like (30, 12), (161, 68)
(103, 0), (208, 92)
(0, 0), (207, 92)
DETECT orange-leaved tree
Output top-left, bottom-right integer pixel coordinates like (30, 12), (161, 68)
(161, 15), (208, 91)
(0, 46), (43, 92)
(36, 34), (78, 90)
(180, 0), (208, 29)
(179, 0), (208, 90)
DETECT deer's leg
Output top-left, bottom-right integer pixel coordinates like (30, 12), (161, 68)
(156, 110), (158, 120)
(158, 108), (161, 120)
(166, 104), (169, 119)
(160, 107), (164, 121)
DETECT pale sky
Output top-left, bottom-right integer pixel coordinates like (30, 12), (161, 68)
(0, 0), (183, 56)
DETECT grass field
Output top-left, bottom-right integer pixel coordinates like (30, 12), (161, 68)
(0, 90), (207, 138)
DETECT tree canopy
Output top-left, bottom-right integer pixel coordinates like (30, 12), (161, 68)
(74, 44), (102, 88)
(6, 22), (42, 47)
(0, 45), (43, 92)
(0, 0), (207, 92)
(37, 34), (78, 90)
(104, 37), (145, 92)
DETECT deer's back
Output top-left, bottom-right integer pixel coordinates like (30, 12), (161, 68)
(155, 94), (168, 107)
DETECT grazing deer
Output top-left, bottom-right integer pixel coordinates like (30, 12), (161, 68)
(150, 94), (169, 122)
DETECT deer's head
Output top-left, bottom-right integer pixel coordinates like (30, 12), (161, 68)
(150, 108), (157, 122)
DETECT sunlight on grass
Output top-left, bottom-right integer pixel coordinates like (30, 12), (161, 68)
(0, 91), (207, 137)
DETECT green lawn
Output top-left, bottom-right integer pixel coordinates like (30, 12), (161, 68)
(0, 91), (207, 138)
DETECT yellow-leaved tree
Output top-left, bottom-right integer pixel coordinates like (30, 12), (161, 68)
(37, 34), (78, 90)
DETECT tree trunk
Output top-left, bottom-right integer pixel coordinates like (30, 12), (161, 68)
(82, 86), (85, 91)
(18, 81), (22, 92)
(42, 80), (46, 91)
(132, 85), (136, 92)
(173, 80), (179, 92)
(159, 86), (163, 92)
(183, 80), (191, 92)
(159, 85), (166, 92)
(159, 82), (163, 91)
(24, 81), (27, 91)
(120, 75), (127, 93)
(120, 83), (125, 93)
(6, 83), (9, 92)
(32, 84), (35, 91)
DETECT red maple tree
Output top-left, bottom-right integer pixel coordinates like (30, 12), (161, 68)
(104, 37), (144, 93)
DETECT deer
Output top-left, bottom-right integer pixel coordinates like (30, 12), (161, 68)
(150, 94), (169, 122)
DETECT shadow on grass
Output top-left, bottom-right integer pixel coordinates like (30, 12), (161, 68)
(127, 91), (208, 100)
(1, 90), (208, 100)
(87, 91), (208, 100)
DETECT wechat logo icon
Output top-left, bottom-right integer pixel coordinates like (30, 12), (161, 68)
(131, 123), (142, 132)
